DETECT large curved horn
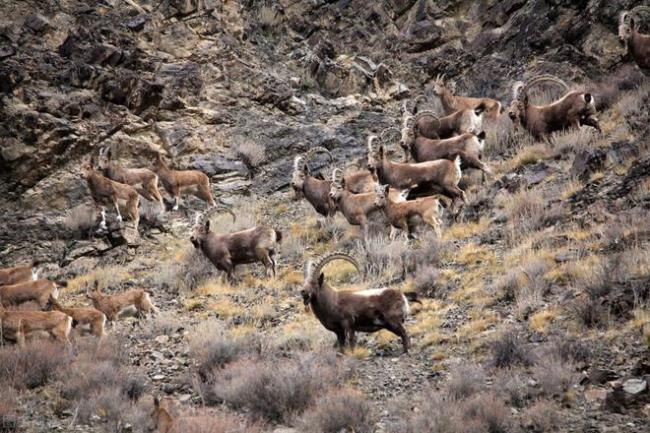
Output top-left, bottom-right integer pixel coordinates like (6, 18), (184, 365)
(413, 94), (427, 107)
(380, 127), (401, 141)
(293, 155), (305, 172)
(518, 74), (569, 102)
(630, 6), (650, 20)
(202, 206), (237, 224)
(307, 251), (361, 282)
(303, 146), (333, 166)
(330, 168), (344, 184)
(367, 135), (379, 153)
(413, 110), (440, 130)
(511, 81), (525, 100)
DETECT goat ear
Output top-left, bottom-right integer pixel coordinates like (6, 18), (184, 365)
(477, 131), (486, 140)
(318, 273), (325, 288)
(106, 148), (112, 160)
(205, 220), (210, 231)
(630, 17), (635, 30)
(584, 93), (592, 104)
(383, 184), (390, 194)
(378, 146), (384, 157)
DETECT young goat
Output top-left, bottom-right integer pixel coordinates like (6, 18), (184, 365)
(291, 148), (337, 218)
(0, 260), (40, 286)
(406, 104), (485, 140)
(374, 185), (444, 239)
(49, 296), (106, 337)
(329, 169), (383, 242)
(0, 300), (72, 347)
(97, 147), (165, 208)
(366, 136), (466, 212)
(301, 252), (416, 353)
(86, 281), (157, 322)
(190, 208), (282, 280)
(508, 75), (601, 139)
(0, 279), (62, 309)
(432, 74), (503, 120)
(153, 153), (216, 210)
(85, 159), (140, 228)
(619, 6), (650, 70)
(401, 127), (492, 177)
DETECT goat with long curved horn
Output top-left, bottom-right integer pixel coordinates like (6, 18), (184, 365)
(301, 251), (416, 353)
(618, 6), (650, 69)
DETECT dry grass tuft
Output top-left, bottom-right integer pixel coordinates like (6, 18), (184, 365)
(300, 387), (374, 433)
(490, 329), (533, 369)
(0, 340), (69, 389)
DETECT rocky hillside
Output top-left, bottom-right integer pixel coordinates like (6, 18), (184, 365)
(1, 1), (649, 433)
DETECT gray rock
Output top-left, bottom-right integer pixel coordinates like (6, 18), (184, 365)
(623, 378), (647, 396)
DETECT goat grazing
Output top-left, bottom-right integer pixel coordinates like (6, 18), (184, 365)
(85, 159), (140, 228)
(0, 300), (72, 347)
(406, 104), (485, 140)
(190, 208), (282, 279)
(86, 282), (157, 322)
(366, 136), (466, 212)
(291, 148), (337, 218)
(0, 279), (62, 309)
(374, 185), (444, 239)
(301, 252), (417, 353)
(329, 169), (383, 242)
(153, 153), (216, 210)
(49, 297), (106, 337)
(0, 261), (39, 286)
(508, 74), (600, 139)
(619, 6), (650, 70)
(401, 127), (492, 176)
(97, 147), (165, 208)
(432, 74), (503, 120)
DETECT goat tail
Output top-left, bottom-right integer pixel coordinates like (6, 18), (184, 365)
(274, 229), (283, 244)
(403, 292), (422, 304)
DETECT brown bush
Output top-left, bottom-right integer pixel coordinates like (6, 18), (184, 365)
(462, 392), (512, 433)
(64, 204), (97, 237)
(414, 265), (446, 298)
(493, 369), (530, 408)
(300, 387), (374, 433)
(0, 388), (19, 432)
(490, 329), (533, 369)
(445, 363), (486, 401)
(532, 356), (576, 398)
(388, 390), (462, 433)
(521, 399), (561, 432)
(202, 351), (350, 422)
(0, 340), (68, 389)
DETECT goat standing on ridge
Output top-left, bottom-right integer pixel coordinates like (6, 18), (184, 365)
(431, 74), (503, 120)
(618, 6), (650, 70)
(153, 153), (216, 211)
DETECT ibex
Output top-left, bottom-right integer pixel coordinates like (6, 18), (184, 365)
(291, 148), (337, 218)
(0, 261), (40, 286)
(508, 74), (600, 139)
(405, 104), (486, 141)
(97, 147), (164, 208)
(366, 135), (466, 212)
(0, 279), (63, 309)
(301, 252), (417, 353)
(49, 297), (106, 337)
(431, 74), (503, 120)
(190, 208), (282, 280)
(0, 299), (72, 347)
(373, 185), (444, 239)
(619, 6), (650, 70)
(86, 281), (157, 322)
(329, 169), (383, 242)
(153, 153), (216, 211)
(401, 127), (492, 176)
(85, 159), (140, 228)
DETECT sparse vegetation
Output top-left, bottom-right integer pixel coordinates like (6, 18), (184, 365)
(300, 388), (374, 433)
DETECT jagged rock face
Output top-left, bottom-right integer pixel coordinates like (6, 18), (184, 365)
(0, 0), (642, 255)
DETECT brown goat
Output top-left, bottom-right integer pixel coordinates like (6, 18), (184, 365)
(190, 208), (282, 280)
(405, 104), (485, 141)
(401, 128), (492, 176)
(432, 74), (503, 120)
(508, 75), (600, 139)
(97, 147), (165, 207)
(153, 154), (216, 210)
(366, 136), (466, 212)
(301, 252), (417, 353)
(0, 279), (62, 309)
(373, 185), (443, 239)
(50, 297), (106, 337)
(619, 7), (650, 70)
(152, 396), (175, 433)
(85, 160), (140, 228)
(291, 148), (337, 218)
(329, 169), (383, 242)
(0, 261), (39, 286)
(86, 282), (157, 322)
(0, 301), (72, 347)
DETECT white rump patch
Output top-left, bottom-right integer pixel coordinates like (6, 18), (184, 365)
(31, 268), (39, 281)
(52, 287), (59, 299)
(475, 136), (485, 152)
(402, 294), (411, 316)
(454, 155), (462, 179)
(353, 287), (389, 298)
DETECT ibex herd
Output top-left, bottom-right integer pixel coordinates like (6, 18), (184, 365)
(2, 7), (647, 362)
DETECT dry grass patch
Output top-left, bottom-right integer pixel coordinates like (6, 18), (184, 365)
(299, 387), (374, 433)
(65, 266), (132, 293)
(455, 311), (499, 341)
(197, 278), (235, 296)
(442, 218), (489, 241)
(560, 178), (583, 200)
(498, 142), (552, 173)
(529, 306), (560, 333)
(209, 298), (246, 319)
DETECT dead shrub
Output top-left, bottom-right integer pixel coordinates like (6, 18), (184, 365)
(490, 329), (533, 369)
(493, 369), (529, 408)
(64, 204), (97, 237)
(232, 139), (266, 176)
(462, 392), (512, 433)
(137, 310), (182, 339)
(414, 265), (446, 298)
(360, 235), (411, 282)
(532, 356), (576, 398)
(445, 363), (486, 401)
(0, 340), (68, 389)
(300, 387), (374, 433)
(0, 388), (19, 432)
(388, 390), (462, 433)
(152, 246), (213, 293)
(521, 399), (561, 432)
(202, 351), (350, 422)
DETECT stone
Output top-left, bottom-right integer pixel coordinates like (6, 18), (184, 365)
(155, 335), (170, 345)
(584, 388), (608, 403)
(24, 14), (52, 33)
(623, 379), (647, 396)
